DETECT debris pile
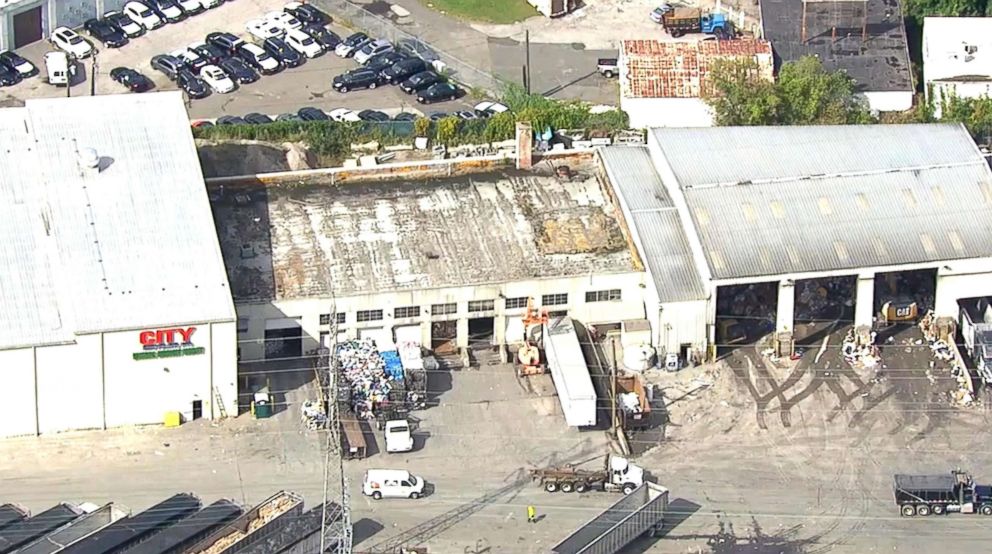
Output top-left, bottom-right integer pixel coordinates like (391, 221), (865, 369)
(336, 339), (392, 420)
(950, 365), (974, 407)
(842, 328), (880, 369)
(300, 400), (326, 430)
(618, 392), (642, 414)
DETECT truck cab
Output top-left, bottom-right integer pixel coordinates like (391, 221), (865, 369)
(607, 456), (645, 494)
(700, 13), (729, 37)
(384, 419), (414, 453)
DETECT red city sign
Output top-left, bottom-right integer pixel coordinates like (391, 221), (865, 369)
(139, 327), (196, 347)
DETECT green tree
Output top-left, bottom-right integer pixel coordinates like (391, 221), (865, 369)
(436, 116), (460, 145)
(706, 58), (780, 125)
(903, 0), (988, 20)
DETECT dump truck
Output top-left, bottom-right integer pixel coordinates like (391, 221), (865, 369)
(894, 470), (992, 516)
(530, 455), (645, 495)
(662, 8), (729, 38)
(551, 482), (669, 554)
(615, 373), (651, 431)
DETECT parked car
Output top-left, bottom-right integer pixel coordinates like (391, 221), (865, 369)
(236, 42), (281, 74)
(455, 110), (478, 120)
(262, 37), (303, 67)
(332, 68), (381, 92)
(110, 66), (152, 91)
(392, 112), (417, 121)
(150, 53), (185, 80)
(396, 37), (439, 63)
(365, 51), (407, 74)
(0, 66), (20, 87)
(354, 39), (392, 65)
(650, 4), (673, 23)
(177, 0), (205, 16)
(217, 115), (247, 125)
(218, 57), (259, 83)
(171, 48), (206, 71)
(177, 69), (209, 98)
(244, 112), (273, 124)
(284, 2), (328, 25)
(328, 107), (360, 122)
(104, 10), (145, 37)
(381, 57), (426, 84)
(147, 0), (185, 23)
(246, 18), (284, 41)
(0, 51), (37, 77)
(197, 0), (223, 9)
(265, 10), (302, 31)
(298, 106), (329, 121)
(51, 27), (93, 58)
(284, 28), (322, 57)
(335, 32), (370, 57)
(83, 18), (128, 48)
(199, 64), (235, 93)
(428, 111), (447, 121)
(399, 70), (441, 94)
(304, 25), (340, 50)
(358, 109), (390, 122)
(417, 82), (461, 104)
(276, 112), (301, 121)
(189, 41), (227, 64)
(206, 31), (245, 54)
(124, 2), (165, 30)
(473, 101), (509, 117)
(191, 120), (214, 127)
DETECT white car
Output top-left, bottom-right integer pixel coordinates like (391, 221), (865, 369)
(240, 43), (281, 73)
(124, 1), (164, 30)
(170, 48), (203, 70)
(199, 65), (235, 93)
(104, 11), (144, 37)
(246, 19), (284, 40)
(177, 0), (205, 15)
(328, 108), (361, 122)
(265, 10), (302, 31)
(353, 39), (392, 65)
(50, 27), (93, 58)
(284, 29), (322, 58)
(474, 101), (509, 117)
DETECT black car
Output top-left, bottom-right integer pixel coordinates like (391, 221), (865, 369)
(105, 11), (144, 38)
(304, 25), (340, 50)
(244, 112), (273, 124)
(286, 3), (328, 25)
(381, 57), (427, 84)
(150, 54), (186, 80)
(218, 57), (258, 84)
(217, 115), (248, 125)
(262, 37), (303, 68)
(109, 67), (151, 91)
(148, 0), (186, 22)
(332, 69), (381, 92)
(190, 42), (227, 64)
(276, 113), (302, 122)
(235, 44), (281, 75)
(177, 69), (209, 98)
(392, 112), (417, 121)
(83, 18), (128, 48)
(0, 51), (34, 77)
(298, 107), (329, 121)
(399, 70), (441, 94)
(418, 83), (461, 104)
(0, 66), (20, 86)
(357, 109), (390, 122)
(365, 51), (407, 73)
(206, 32), (244, 54)
(428, 111), (448, 121)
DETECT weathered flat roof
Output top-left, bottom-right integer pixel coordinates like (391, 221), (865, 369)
(213, 161), (637, 302)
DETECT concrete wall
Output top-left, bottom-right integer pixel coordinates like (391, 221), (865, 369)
(236, 272), (649, 360)
(935, 259), (992, 317)
(621, 97), (714, 129)
(0, 347), (37, 437)
(656, 299), (709, 356)
(860, 90), (914, 113)
(36, 334), (103, 434)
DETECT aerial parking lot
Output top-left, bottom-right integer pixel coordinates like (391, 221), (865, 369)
(0, 0), (475, 120)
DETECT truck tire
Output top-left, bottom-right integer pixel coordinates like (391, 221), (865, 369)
(409, 492), (420, 499)
(622, 483), (636, 495)
(917, 504), (931, 516)
(981, 505), (992, 516)
(603, 70), (614, 78)
(372, 491), (382, 500)
(545, 482), (559, 493)
(932, 504), (945, 515)
(575, 482), (588, 493)
(561, 482), (575, 493)
(901, 504), (916, 517)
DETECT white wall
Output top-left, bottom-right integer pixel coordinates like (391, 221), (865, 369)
(0, 348), (37, 437)
(929, 81), (992, 118)
(621, 97), (715, 129)
(36, 334), (103, 434)
(210, 321), (238, 419)
(860, 91), (914, 113)
(656, 299), (709, 356)
(935, 259), (992, 317)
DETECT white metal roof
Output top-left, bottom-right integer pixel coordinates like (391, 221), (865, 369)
(923, 17), (992, 83)
(0, 92), (235, 350)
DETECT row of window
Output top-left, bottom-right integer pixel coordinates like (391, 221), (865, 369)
(315, 290), (623, 326)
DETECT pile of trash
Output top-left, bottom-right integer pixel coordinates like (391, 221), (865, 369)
(337, 339), (392, 420)
(842, 328), (880, 369)
(618, 392), (642, 414)
(300, 400), (327, 430)
(950, 365), (975, 407)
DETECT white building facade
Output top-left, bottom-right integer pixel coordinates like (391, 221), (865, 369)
(923, 17), (992, 119)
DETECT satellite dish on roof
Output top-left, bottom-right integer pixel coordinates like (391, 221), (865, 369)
(78, 147), (99, 169)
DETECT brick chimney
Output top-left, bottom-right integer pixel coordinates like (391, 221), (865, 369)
(516, 122), (533, 170)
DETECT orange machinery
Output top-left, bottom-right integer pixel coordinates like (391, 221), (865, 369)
(517, 298), (548, 376)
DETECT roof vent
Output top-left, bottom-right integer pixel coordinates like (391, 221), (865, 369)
(78, 147), (100, 170)
(240, 243), (256, 259)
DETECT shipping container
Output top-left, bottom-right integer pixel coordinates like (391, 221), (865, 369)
(544, 317), (597, 427)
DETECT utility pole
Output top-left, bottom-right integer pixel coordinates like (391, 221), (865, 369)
(524, 30), (531, 94)
(90, 55), (98, 96)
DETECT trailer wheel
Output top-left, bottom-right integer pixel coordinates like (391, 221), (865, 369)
(561, 482), (575, 493)
(980, 505), (992, 516)
(932, 504), (945, 515)
(901, 504), (916, 517)
(545, 482), (559, 493)
(575, 482), (588, 493)
(917, 504), (931, 516)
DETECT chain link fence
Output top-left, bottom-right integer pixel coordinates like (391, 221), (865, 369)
(310, 0), (507, 95)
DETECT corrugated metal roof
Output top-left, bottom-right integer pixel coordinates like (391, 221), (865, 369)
(0, 93), (235, 350)
(599, 147), (706, 302)
(648, 124), (992, 279)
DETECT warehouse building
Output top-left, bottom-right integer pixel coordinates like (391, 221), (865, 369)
(599, 124), (992, 357)
(213, 157), (651, 363)
(0, 92), (238, 438)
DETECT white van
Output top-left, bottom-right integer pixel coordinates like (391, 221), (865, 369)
(362, 469), (425, 500)
(44, 51), (74, 86)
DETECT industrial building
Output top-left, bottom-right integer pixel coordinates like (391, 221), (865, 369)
(599, 124), (992, 357)
(0, 92), (238, 438)
(923, 17), (992, 119)
(0, 0), (132, 50)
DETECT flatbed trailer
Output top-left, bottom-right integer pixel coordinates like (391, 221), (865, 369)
(530, 455), (645, 495)
(552, 482), (669, 554)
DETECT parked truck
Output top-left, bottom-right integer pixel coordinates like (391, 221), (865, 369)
(894, 470), (992, 516)
(530, 454), (645, 495)
(959, 296), (992, 383)
(662, 8), (730, 38)
(551, 482), (669, 554)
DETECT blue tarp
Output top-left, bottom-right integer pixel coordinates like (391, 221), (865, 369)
(381, 351), (404, 381)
